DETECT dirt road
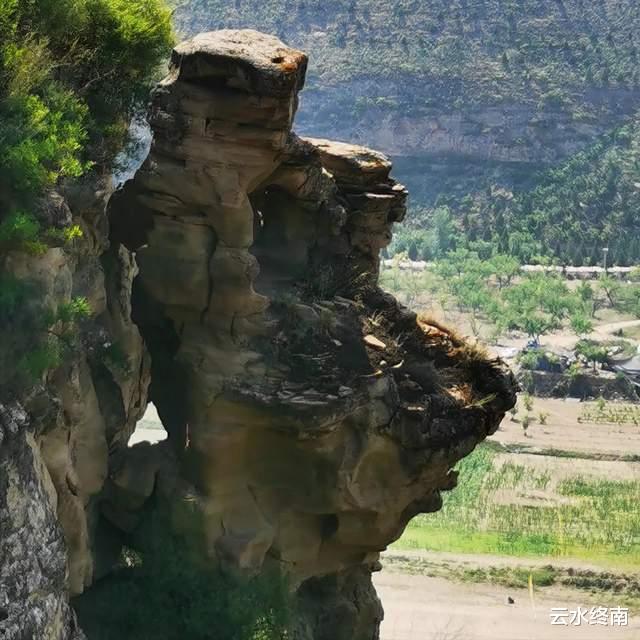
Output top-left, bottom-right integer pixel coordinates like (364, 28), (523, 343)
(540, 319), (640, 351)
(491, 397), (640, 458)
(375, 571), (640, 640)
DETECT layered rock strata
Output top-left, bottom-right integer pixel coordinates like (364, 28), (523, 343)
(107, 29), (517, 640)
(1, 180), (149, 638)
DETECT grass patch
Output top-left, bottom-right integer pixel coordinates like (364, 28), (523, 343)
(394, 444), (640, 569)
(580, 402), (640, 426)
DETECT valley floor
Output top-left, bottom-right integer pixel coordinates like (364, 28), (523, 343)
(384, 393), (640, 639)
(375, 567), (640, 640)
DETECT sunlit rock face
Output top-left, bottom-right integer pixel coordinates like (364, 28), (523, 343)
(1, 178), (149, 638)
(108, 29), (516, 639)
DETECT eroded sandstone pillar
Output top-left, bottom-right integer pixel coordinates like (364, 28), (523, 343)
(108, 29), (517, 640)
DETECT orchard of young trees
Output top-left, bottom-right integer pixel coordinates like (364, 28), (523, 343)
(382, 250), (640, 343)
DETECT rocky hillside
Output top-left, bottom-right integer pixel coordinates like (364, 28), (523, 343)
(174, 0), (640, 191)
(2, 28), (517, 640)
(174, 0), (640, 264)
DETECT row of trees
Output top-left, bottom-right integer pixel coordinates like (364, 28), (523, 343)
(389, 121), (640, 267)
(383, 250), (640, 343)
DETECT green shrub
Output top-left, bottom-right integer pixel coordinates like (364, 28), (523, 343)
(0, 0), (174, 388)
(0, 212), (46, 254)
(518, 349), (542, 370)
(74, 532), (291, 640)
(2, 294), (93, 385)
(18, 338), (63, 379)
(0, 0), (174, 203)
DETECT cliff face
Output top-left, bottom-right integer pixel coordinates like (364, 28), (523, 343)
(174, 0), (640, 205)
(2, 29), (516, 640)
(106, 29), (516, 639)
(0, 178), (149, 638)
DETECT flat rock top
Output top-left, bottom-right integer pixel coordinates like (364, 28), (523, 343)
(171, 29), (307, 96)
(304, 137), (392, 184)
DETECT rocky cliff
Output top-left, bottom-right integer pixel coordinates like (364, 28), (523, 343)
(2, 29), (516, 640)
(174, 0), (640, 205)
(1, 179), (149, 637)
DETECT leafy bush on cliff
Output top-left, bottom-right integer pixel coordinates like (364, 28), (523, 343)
(74, 532), (291, 640)
(0, 0), (174, 386)
(0, 0), (174, 205)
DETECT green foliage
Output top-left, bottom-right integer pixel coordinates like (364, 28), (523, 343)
(53, 297), (92, 323)
(0, 0), (174, 204)
(426, 123), (640, 265)
(1, 292), (93, 385)
(575, 339), (609, 371)
(0, 211), (46, 254)
(581, 402), (640, 427)
(388, 206), (459, 261)
(0, 212), (86, 258)
(517, 349), (542, 371)
(74, 532), (291, 640)
(397, 444), (640, 568)
(18, 338), (62, 379)
(0, 0), (173, 389)
(570, 313), (594, 337)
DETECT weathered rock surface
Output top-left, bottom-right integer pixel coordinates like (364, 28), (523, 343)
(0, 403), (85, 640)
(1, 178), (149, 638)
(107, 29), (517, 639)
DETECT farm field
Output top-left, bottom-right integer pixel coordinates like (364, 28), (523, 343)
(382, 398), (640, 639)
(379, 265), (640, 638)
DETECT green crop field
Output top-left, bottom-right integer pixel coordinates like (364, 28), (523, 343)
(396, 445), (640, 570)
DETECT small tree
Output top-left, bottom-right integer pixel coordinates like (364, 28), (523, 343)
(522, 414), (531, 436)
(576, 282), (598, 318)
(570, 313), (593, 338)
(575, 340), (609, 373)
(598, 274), (621, 308)
(523, 393), (534, 411)
(520, 313), (554, 343)
(489, 254), (520, 290)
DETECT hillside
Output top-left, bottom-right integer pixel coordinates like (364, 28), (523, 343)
(174, 0), (640, 263)
(392, 122), (640, 265)
(175, 0), (640, 161)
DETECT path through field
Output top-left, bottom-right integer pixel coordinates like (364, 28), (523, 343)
(540, 319), (640, 351)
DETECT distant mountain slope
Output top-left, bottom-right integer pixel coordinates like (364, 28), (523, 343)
(173, 0), (640, 263)
(395, 123), (640, 265)
(176, 0), (640, 100)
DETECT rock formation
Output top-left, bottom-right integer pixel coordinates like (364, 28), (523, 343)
(0, 181), (149, 637)
(1, 29), (516, 640)
(106, 29), (517, 639)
